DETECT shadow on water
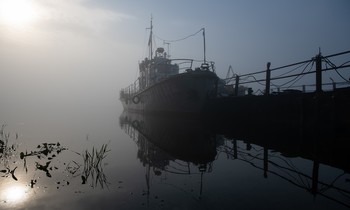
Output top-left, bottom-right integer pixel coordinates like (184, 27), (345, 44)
(119, 110), (350, 209)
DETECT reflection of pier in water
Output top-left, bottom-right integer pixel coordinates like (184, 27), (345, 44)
(120, 111), (350, 208)
(216, 115), (350, 209)
(218, 139), (350, 208)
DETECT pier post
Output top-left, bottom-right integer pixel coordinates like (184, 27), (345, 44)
(263, 147), (268, 178)
(311, 160), (320, 195)
(235, 75), (240, 96)
(233, 139), (237, 159)
(265, 62), (271, 96)
(315, 53), (322, 93)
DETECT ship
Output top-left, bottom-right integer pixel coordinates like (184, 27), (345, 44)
(119, 19), (219, 114)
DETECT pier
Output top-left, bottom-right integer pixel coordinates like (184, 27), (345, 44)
(207, 50), (350, 127)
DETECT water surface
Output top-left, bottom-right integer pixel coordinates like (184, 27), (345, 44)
(1, 106), (349, 210)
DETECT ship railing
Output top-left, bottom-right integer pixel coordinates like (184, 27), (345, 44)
(120, 58), (216, 98)
(152, 58), (215, 73)
(223, 50), (350, 96)
(120, 77), (140, 99)
(120, 59), (196, 99)
(169, 59), (215, 73)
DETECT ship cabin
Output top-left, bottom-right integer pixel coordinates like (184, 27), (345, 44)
(139, 47), (179, 90)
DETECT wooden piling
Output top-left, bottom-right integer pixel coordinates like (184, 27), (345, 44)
(263, 147), (268, 178)
(315, 53), (322, 93)
(233, 139), (237, 159)
(265, 62), (271, 96)
(235, 75), (240, 96)
(311, 160), (319, 195)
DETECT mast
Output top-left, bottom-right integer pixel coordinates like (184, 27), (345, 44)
(202, 28), (206, 64)
(147, 16), (153, 60)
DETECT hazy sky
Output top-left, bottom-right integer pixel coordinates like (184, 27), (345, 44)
(1, 0), (350, 120)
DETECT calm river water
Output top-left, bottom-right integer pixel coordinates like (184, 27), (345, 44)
(0, 104), (349, 210)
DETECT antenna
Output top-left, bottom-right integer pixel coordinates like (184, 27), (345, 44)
(163, 41), (170, 58)
(202, 28), (206, 63)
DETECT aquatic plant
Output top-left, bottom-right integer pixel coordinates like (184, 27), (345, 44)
(1, 124), (111, 191)
(0, 124), (19, 180)
(0, 124), (18, 160)
(19, 141), (110, 188)
(75, 143), (110, 189)
(19, 142), (66, 174)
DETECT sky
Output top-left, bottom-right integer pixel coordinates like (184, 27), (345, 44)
(0, 0), (350, 120)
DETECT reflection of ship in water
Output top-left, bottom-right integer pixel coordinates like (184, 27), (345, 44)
(119, 111), (218, 198)
(120, 111), (350, 208)
(119, 112), (218, 165)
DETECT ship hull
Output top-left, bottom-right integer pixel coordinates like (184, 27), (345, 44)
(120, 71), (218, 114)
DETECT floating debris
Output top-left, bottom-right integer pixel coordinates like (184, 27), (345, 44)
(30, 179), (37, 188)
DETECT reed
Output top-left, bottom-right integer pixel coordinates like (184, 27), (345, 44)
(0, 124), (18, 160)
(0, 124), (19, 180)
(79, 143), (110, 189)
(1, 124), (110, 189)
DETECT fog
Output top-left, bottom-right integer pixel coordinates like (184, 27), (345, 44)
(1, 0), (350, 144)
(1, 1), (350, 209)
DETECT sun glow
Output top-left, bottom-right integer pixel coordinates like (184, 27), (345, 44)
(3, 185), (27, 203)
(0, 0), (39, 27)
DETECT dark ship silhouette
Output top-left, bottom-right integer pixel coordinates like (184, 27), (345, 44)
(120, 19), (219, 114)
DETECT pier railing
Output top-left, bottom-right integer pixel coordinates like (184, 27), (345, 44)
(224, 50), (350, 96)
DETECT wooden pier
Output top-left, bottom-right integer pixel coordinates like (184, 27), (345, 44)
(206, 50), (350, 128)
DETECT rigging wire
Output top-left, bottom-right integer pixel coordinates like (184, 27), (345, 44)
(254, 89), (264, 95)
(276, 60), (314, 89)
(323, 57), (350, 84)
(242, 75), (265, 86)
(285, 61), (315, 89)
(154, 28), (204, 43)
(274, 61), (310, 78)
